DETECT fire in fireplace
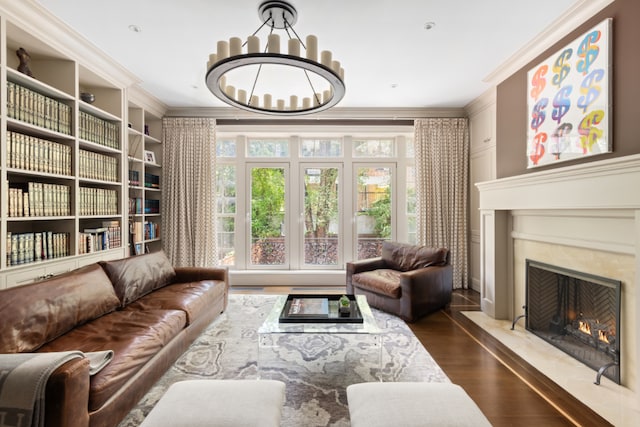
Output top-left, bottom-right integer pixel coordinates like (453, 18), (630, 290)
(523, 259), (621, 384)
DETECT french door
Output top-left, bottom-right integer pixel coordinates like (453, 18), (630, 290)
(245, 162), (395, 268)
(247, 163), (289, 269)
(300, 164), (342, 269)
(353, 163), (395, 260)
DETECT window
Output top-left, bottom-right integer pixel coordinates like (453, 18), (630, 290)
(300, 138), (342, 157)
(353, 138), (394, 157)
(355, 165), (393, 259)
(215, 130), (413, 270)
(248, 165), (288, 267)
(216, 138), (236, 157)
(216, 165), (236, 265)
(247, 138), (289, 157)
(302, 165), (341, 266)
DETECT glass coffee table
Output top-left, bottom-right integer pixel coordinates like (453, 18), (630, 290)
(257, 294), (382, 381)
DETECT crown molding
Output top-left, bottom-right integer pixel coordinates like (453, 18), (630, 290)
(483, 0), (614, 86)
(465, 87), (497, 116)
(166, 106), (466, 120)
(1, 0), (140, 88)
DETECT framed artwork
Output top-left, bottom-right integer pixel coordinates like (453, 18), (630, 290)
(144, 150), (156, 164)
(526, 18), (612, 168)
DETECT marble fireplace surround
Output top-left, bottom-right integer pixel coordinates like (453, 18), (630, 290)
(476, 154), (640, 425)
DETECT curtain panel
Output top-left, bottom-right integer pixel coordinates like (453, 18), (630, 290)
(162, 117), (217, 267)
(414, 118), (469, 289)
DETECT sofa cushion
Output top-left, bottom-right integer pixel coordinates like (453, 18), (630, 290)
(352, 269), (402, 298)
(0, 264), (120, 353)
(382, 242), (448, 272)
(126, 279), (226, 325)
(37, 308), (187, 412)
(100, 251), (176, 307)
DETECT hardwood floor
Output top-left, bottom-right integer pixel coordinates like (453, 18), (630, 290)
(231, 287), (612, 426)
(409, 290), (612, 427)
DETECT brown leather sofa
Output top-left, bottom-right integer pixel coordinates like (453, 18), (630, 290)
(0, 251), (228, 427)
(346, 242), (452, 322)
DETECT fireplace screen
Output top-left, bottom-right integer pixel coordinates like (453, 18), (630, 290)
(525, 259), (621, 384)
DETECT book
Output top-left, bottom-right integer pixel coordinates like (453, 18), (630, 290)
(288, 298), (329, 316)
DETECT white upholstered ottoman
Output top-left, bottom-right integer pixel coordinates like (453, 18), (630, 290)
(347, 382), (492, 427)
(139, 380), (286, 427)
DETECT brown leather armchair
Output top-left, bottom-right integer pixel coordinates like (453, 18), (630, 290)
(346, 241), (453, 322)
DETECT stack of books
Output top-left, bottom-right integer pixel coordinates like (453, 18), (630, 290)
(78, 221), (122, 254)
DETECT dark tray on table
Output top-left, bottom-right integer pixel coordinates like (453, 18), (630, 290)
(278, 294), (364, 323)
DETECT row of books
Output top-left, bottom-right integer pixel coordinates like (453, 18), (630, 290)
(8, 182), (71, 217)
(7, 130), (72, 175)
(129, 170), (140, 186)
(129, 197), (142, 214)
(131, 220), (160, 243)
(78, 223), (122, 254)
(78, 187), (118, 216)
(145, 199), (160, 214)
(129, 198), (160, 215)
(6, 81), (73, 135)
(79, 111), (120, 149)
(144, 173), (160, 188)
(79, 149), (119, 182)
(6, 231), (70, 266)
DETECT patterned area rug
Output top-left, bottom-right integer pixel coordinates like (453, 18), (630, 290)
(119, 294), (449, 427)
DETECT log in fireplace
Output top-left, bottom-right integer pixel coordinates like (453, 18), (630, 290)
(520, 259), (621, 384)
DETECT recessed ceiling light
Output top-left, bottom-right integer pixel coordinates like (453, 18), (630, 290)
(424, 22), (436, 30)
(128, 24), (142, 33)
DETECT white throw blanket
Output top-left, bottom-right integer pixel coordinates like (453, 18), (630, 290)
(0, 350), (113, 427)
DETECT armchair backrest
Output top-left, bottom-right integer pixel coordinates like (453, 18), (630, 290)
(381, 242), (449, 272)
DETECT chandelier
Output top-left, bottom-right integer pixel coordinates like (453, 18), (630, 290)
(205, 0), (345, 115)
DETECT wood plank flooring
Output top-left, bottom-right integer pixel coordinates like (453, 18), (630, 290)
(231, 287), (612, 426)
(408, 290), (612, 427)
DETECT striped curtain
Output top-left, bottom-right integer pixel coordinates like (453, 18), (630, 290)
(414, 118), (469, 289)
(162, 117), (217, 267)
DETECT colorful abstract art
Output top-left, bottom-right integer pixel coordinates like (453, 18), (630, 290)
(526, 18), (611, 168)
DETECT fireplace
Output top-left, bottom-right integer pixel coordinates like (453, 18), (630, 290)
(524, 259), (622, 384)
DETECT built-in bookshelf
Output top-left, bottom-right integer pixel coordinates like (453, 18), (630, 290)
(0, 3), (168, 288)
(127, 92), (164, 256)
(0, 5), (141, 288)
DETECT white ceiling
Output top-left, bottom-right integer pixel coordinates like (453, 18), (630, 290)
(35, 0), (578, 110)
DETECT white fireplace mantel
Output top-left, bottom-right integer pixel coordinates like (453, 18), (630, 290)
(476, 154), (640, 318)
(477, 153), (640, 211)
(475, 154), (640, 423)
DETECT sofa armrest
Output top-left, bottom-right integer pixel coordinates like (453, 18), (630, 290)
(398, 264), (453, 321)
(346, 258), (386, 293)
(45, 357), (91, 427)
(172, 266), (228, 285)
(172, 266), (229, 308)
